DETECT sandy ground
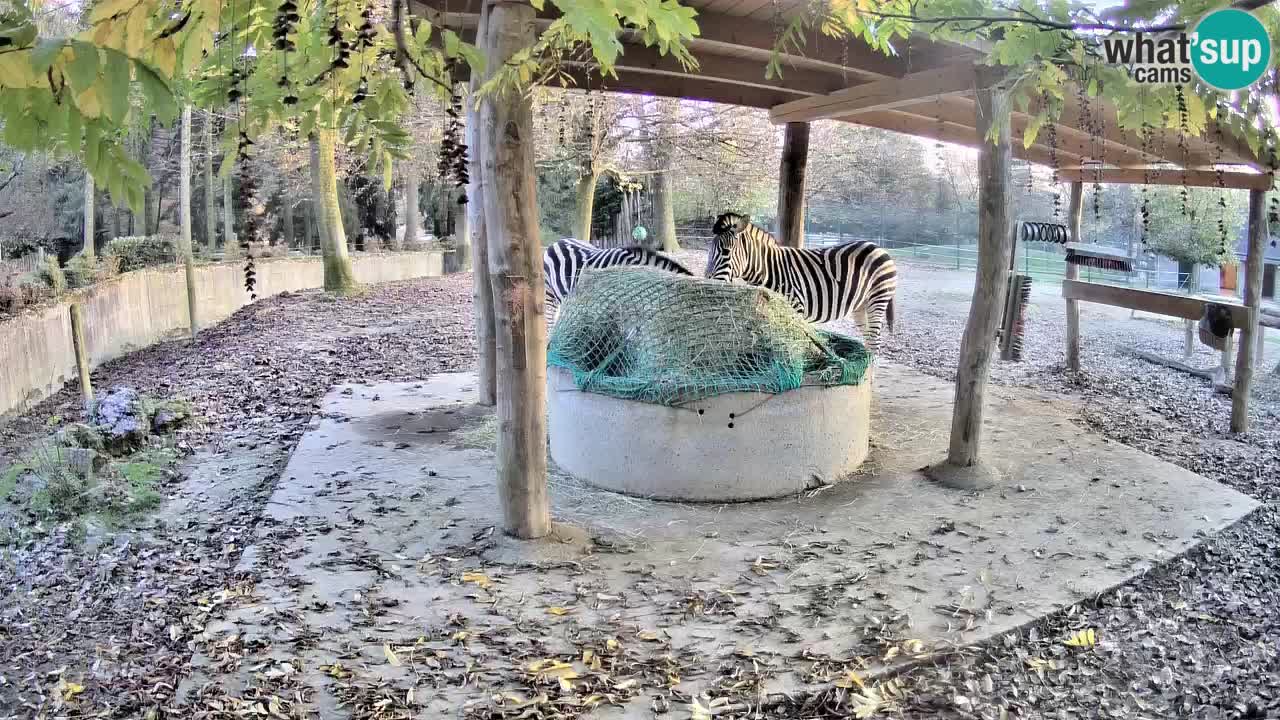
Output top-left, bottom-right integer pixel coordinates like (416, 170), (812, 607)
(3, 256), (1280, 719)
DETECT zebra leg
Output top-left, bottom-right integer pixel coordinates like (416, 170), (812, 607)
(862, 301), (889, 360)
(853, 308), (869, 337)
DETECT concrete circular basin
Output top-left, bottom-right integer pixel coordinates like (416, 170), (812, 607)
(547, 367), (872, 502)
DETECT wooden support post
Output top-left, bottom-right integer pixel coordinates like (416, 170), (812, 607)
(69, 303), (93, 405)
(478, 0), (550, 539)
(469, 0), (496, 406)
(1065, 182), (1083, 372)
(1231, 188), (1267, 433)
(776, 121), (809, 248)
(928, 66), (1011, 491)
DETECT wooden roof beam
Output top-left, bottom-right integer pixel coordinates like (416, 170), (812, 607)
(884, 96), (1154, 169)
(769, 64), (976, 124)
(1058, 167), (1274, 191)
(847, 110), (1083, 168)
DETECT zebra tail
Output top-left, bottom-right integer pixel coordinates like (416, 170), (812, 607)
(886, 298), (895, 334)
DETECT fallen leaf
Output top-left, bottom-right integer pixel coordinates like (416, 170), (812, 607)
(383, 644), (402, 666)
(461, 571), (492, 588)
(546, 606), (573, 616)
(1064, 627), (1097, 648)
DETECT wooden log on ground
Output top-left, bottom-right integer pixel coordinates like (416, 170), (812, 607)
(776, 121), (810, 248)
(930, 65), (1009, 491)
(1128, 346), (1223, 383)
(1232, 188), (1267, 433)
(478, 0), (550, 539)
(1065, 182), (1083, 372)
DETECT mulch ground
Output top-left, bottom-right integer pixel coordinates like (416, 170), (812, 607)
(3, 263), (1280, 720)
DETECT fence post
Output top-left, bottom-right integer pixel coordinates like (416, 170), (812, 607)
(69, 302), (94, 404)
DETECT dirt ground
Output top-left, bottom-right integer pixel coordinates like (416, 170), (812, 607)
(3, 257), (1280, 719)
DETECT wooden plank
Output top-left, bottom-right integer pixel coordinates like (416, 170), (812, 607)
(892, 96), (1156, 169)
(776, 121), (809, 248)
(849, 110), (1083, 169)
(478, 0), (551, 539)
(1065, 182), (1083, 372)
(770, 64), (976, 124)
(1058, 167), (1273, 191)
(1062, 279), (1251, 328)
(1232, 188), (1267, 433)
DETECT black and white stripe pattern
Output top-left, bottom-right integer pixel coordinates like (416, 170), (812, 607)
(705, 212), (897, 353)
(544, 238), (693, 319)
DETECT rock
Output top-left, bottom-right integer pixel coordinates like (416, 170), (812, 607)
(148, 399), (193, 433)
(89, 386), (149, 454)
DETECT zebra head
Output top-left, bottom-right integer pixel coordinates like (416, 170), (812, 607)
(706, 212), (750, 280)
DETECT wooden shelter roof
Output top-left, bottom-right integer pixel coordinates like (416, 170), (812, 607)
(414, 0), (1272, 188)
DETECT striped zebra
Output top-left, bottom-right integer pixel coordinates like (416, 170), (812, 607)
(705, 212), (897, 353)
(543, 238), (693, 320)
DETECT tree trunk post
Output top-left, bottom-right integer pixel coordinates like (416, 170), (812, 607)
(83, 171), (96, 259)
(222, 170), (238, 258)
(776, 121), (810, 248)
(69, 303), (93, 405)
(311, 129), (360, 294)
(479, 0), (550, 539)
(1231, 188), (1267, 433)
(402, 167), (419, 251)
(928, 66), (1011, 491)
(470, 0), (497, 406)
(178, 106), (199, 340)
(204, 112), (217, 254)
(1065, 181), (1083, 372)
(575, 173), (598, 242)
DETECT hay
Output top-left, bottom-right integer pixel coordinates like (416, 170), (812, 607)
(547, 267), (871, 406)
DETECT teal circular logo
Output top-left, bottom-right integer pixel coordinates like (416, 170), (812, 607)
(1191, 9), (1271, 91)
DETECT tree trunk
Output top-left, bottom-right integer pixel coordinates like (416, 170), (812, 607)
(479, 0), (549, 539)
(69, 303), (93, 404)
(178, 106), (199, 340)
(401, 167), (418, 251)
(654, 170), (678, 253)
(83, 171), (95, 259)
(1065, 182), (1083, 371)
(575, 173), (598, 242)
(1231, 188), (1267, 432)
(776, 121), (810, 248)
(282, 199), (295, 248)
(222, 170), (238, 258)
(311, 129), (360, 293)
(930, 67), (1011, 490)
(204, 112), (217, 254)
(470, 0), (497, 406)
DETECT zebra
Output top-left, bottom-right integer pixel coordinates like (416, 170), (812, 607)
(543, 238), (693, 320)
(705, 212), (897, 353)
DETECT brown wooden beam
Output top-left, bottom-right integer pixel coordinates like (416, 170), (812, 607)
(1232, 188), (1268, 432)
(1062, 279), (1251, 328)
(886, 96), (1149, 169)
(770, 64), (976, 124)
(1058, 167), (1274, 191)
(851, 110), (1084, 168)
(776, 121), (809, 248)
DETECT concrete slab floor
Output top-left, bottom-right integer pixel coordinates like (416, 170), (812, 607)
(194, 363), (1258, 718)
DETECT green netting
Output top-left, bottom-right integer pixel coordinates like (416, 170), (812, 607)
(547, 267), (872, 406)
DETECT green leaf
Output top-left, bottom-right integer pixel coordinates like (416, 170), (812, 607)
(134, 61), (177, 123)
(89, 0), (143, 23)
(102, 50), (131, 123)
(67, 42), (100, 93)
(30, 40), (67, 75)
